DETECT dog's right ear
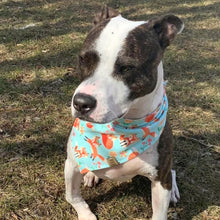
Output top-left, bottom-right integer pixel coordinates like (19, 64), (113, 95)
(93, 6), (120, 26)
(149, 15), (184, 49)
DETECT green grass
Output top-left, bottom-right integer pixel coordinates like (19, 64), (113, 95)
(0, 0), (219, 219)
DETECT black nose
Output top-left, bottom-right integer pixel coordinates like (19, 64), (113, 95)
(73, 93), (97, 114)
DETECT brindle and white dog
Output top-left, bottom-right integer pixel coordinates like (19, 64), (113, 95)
(65, 6), (184, 220)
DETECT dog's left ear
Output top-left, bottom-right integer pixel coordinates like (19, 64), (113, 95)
(93, 6), (120, 26)
(150, 15), (184, 49)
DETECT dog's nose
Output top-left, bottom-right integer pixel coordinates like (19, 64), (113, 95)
(73, 93), (97, 114)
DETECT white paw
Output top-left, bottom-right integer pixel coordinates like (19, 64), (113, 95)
(78, 213), (97, 220)
(83, 172), (99, 187)
(170, 170), (180, 204)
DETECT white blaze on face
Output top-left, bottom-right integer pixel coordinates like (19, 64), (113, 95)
(73, 16), (146, 122)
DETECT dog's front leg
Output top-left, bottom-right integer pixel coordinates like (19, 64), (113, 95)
(65, 159), (97, 220)
(151, 181), (171, 220)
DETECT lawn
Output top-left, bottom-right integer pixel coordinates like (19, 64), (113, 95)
(0, 0), (219, 219)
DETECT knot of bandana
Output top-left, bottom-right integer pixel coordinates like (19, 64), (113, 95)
(71, 94), (168, 174)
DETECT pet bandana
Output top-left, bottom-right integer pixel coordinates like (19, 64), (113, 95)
(71, 94), (168, 174)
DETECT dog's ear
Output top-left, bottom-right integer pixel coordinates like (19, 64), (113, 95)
(93, 6), (120, 26)
(149, 15), (184, 49)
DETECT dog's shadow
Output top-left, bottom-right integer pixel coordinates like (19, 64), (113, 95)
(82, 175), (153, 218)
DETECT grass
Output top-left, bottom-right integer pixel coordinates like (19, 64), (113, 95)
(0, 0), (219, 219)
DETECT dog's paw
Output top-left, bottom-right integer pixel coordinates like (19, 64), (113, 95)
(83, 172), (99, 187)
(170, 170), (180, 204)
(79, 213), (97, 220)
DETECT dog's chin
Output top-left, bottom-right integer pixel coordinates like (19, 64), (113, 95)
(74, 111), (126, 124)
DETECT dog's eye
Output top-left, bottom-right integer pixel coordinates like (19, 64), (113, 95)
(117, 65), (135, 74)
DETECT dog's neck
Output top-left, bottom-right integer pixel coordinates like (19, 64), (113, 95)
(124, 62), (164, 119)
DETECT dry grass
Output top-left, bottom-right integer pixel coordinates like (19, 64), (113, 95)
(0, 0), (219, 219)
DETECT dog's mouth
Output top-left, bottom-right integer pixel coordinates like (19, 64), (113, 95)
(74, 111), (127, 124)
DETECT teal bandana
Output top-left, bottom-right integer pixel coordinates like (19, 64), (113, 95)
(71, 94), (168, 174)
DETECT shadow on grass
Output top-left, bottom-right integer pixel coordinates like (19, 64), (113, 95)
(124, 1), (220, 21)
(0, 133), (66, 160)
(1, 0), (219, 44)
(0, 0), (98, 44)
(173, 135), (220, 219)
(0, 68), (80, 105)
(86, 176), (152, 218)
(0, 20), (91, 44)
(0, 0), (60, 9)
(0, 44), (81, 73)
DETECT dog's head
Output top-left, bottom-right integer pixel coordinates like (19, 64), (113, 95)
(72, 6), (184, 123)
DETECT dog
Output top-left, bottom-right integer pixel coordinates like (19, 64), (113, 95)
(65, 6), (184, 220)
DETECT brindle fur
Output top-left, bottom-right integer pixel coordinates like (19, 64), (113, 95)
(156, 119), (173, 190)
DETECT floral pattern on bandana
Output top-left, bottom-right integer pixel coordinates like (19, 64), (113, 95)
(71, 94), (168, 174)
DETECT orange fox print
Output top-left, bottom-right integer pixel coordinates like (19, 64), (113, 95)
(86, 122), (93, 129)
(141, 127), (156, 139)
(101, 133), (117, 149)
(145, 112), (156, 123)
(109, 151), (117, 157)
(120, 134), (139, 147)
(74, 145), (89, 158)
(73, 118), (80, 130)
(81, 167), (90, 174)
(85, 136), (105, 161)
(128, 151), (139, 160)
(80, 126), (85, 135)
(159, 119), (164, 126)
(120, 151), (127, 158)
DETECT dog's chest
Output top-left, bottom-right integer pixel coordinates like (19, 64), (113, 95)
(93, 142), (159, 181)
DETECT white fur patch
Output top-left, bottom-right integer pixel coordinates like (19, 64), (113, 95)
(95, 15), (145, 78)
